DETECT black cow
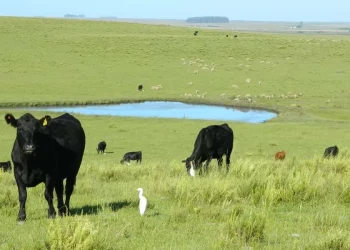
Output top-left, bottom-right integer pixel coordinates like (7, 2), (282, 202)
(234, 35), (238, 38)
(323, 145), (339, 159)
(0, 161), (11, 172)
(138, 85), (143, 91)
(5, 113), (85, 221)
(120, 151), (142, 165)
(226, 34), (229, 37)
(96, 141), (107, 154)
(194, 31), (198, 36)
(182, 123), (234, 175)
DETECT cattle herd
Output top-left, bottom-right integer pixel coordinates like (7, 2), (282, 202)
(1, 112), (341, 221)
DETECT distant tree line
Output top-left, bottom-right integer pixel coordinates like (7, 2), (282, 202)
(186, 16), (229, 23)
(64, 14), (85, 18)
(99, 17), (118, 19)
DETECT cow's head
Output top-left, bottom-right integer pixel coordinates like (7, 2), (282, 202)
(5, 113), (47, 155)
(182, 157), (197, 175)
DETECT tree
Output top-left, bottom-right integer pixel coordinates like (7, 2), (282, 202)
(296, 21), (303, 28)
(186, 16), (229, 23)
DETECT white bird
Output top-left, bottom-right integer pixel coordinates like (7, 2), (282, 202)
(137, 188), (147, 216)
(189, 161), (195, 177)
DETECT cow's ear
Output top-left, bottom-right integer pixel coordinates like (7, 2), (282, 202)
(39, 115), (52, 126)
(4, 114), (17, 128)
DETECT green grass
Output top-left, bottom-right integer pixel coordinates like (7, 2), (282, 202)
(0, 17), (350, 249)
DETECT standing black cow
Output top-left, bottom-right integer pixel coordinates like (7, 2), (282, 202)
(96, 141), (107, 154)
(323, 145), (339, 158)
(120, 151), (142, 165)
(182, 123), (234, 175)
(138, 85), (143, 91)
(5, 113), (85, 221)
(0, 161), (12, 172)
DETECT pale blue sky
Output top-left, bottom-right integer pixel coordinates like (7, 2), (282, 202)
(1, 0), (349, 22)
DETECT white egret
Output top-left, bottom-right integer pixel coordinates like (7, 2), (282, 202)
(137, 188), (147, 216)
(189, 161), (195, 177)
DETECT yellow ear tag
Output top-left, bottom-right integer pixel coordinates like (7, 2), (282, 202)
(43, 118), (47, 126)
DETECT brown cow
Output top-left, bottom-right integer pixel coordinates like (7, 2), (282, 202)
(275, 151), (286, 160)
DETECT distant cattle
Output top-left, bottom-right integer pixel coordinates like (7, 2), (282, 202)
(194, 31), (198, 36)
(120, 151), (142, 165)
(226, 34), (229, 37)
(182, 123), (234, 175)
(5, 112), (86, 221)
(323, 146), (339, 159)
(275, 151), (286, 160)
(97, 141), (107, 154)
(0, 161), (11, 172)
(138, 85), (143, 91)
(234, 35), (238, 38)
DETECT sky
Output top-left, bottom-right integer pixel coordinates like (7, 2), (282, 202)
(0, 0), (349, 22)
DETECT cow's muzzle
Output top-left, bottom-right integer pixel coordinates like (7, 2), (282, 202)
(23, 144), (36, 154)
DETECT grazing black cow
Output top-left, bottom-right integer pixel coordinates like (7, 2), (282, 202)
(182, 123), (234, 175)
(234, 35), (238, 38)
(5, 112), (85, 221)
(226, 34), (229, 37)
(96, 141), (107, 154)
(138, 85), (143, 91)
(323, 145), (339, 159)
(194, 31), (198, 36)
(0, 161), (11, 172)
(120, 151), (142, 165)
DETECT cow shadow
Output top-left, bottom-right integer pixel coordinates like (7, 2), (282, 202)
(70, 200), (131, 216)
(104, 151), (114, 154)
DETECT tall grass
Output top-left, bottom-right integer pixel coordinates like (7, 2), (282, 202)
(2, 156), (349, 249)
(45, 217), (98, 250)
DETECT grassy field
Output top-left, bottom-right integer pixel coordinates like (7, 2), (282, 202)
(0, 17), (350, 249)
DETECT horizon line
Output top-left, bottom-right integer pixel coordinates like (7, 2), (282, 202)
(1, 14), (350, 24)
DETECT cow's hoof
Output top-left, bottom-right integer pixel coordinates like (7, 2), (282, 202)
(17, 215), (26, 222)
(58, 206), (67, 216)
(17, 216), (26, 224)
(48, 211), (57, 219)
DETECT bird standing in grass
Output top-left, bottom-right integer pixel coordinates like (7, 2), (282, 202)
(137, 188), (147, 216)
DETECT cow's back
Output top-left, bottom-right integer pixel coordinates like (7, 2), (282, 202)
(191, 124), (233, 157)
(204, 125), (233, 150)
(47, 113), (85, 156)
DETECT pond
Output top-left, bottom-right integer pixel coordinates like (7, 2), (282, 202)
(29, 101), (277, 123)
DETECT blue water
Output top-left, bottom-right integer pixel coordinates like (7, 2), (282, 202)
(29, 101), (277, 123)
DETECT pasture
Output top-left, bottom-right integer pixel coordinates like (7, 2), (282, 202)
(0, 17), (350, 249)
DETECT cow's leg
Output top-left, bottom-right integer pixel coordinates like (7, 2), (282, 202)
(198, 165), (203, 176)
(204, 159), (211, 174)
(226, 150), (232, 173)
(44, 176), (56, 219)
(217, 158), (223, 170)
(64, 177), (76, 215)
(55, 180), (66, 216)
(15, 178), (27, 221)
